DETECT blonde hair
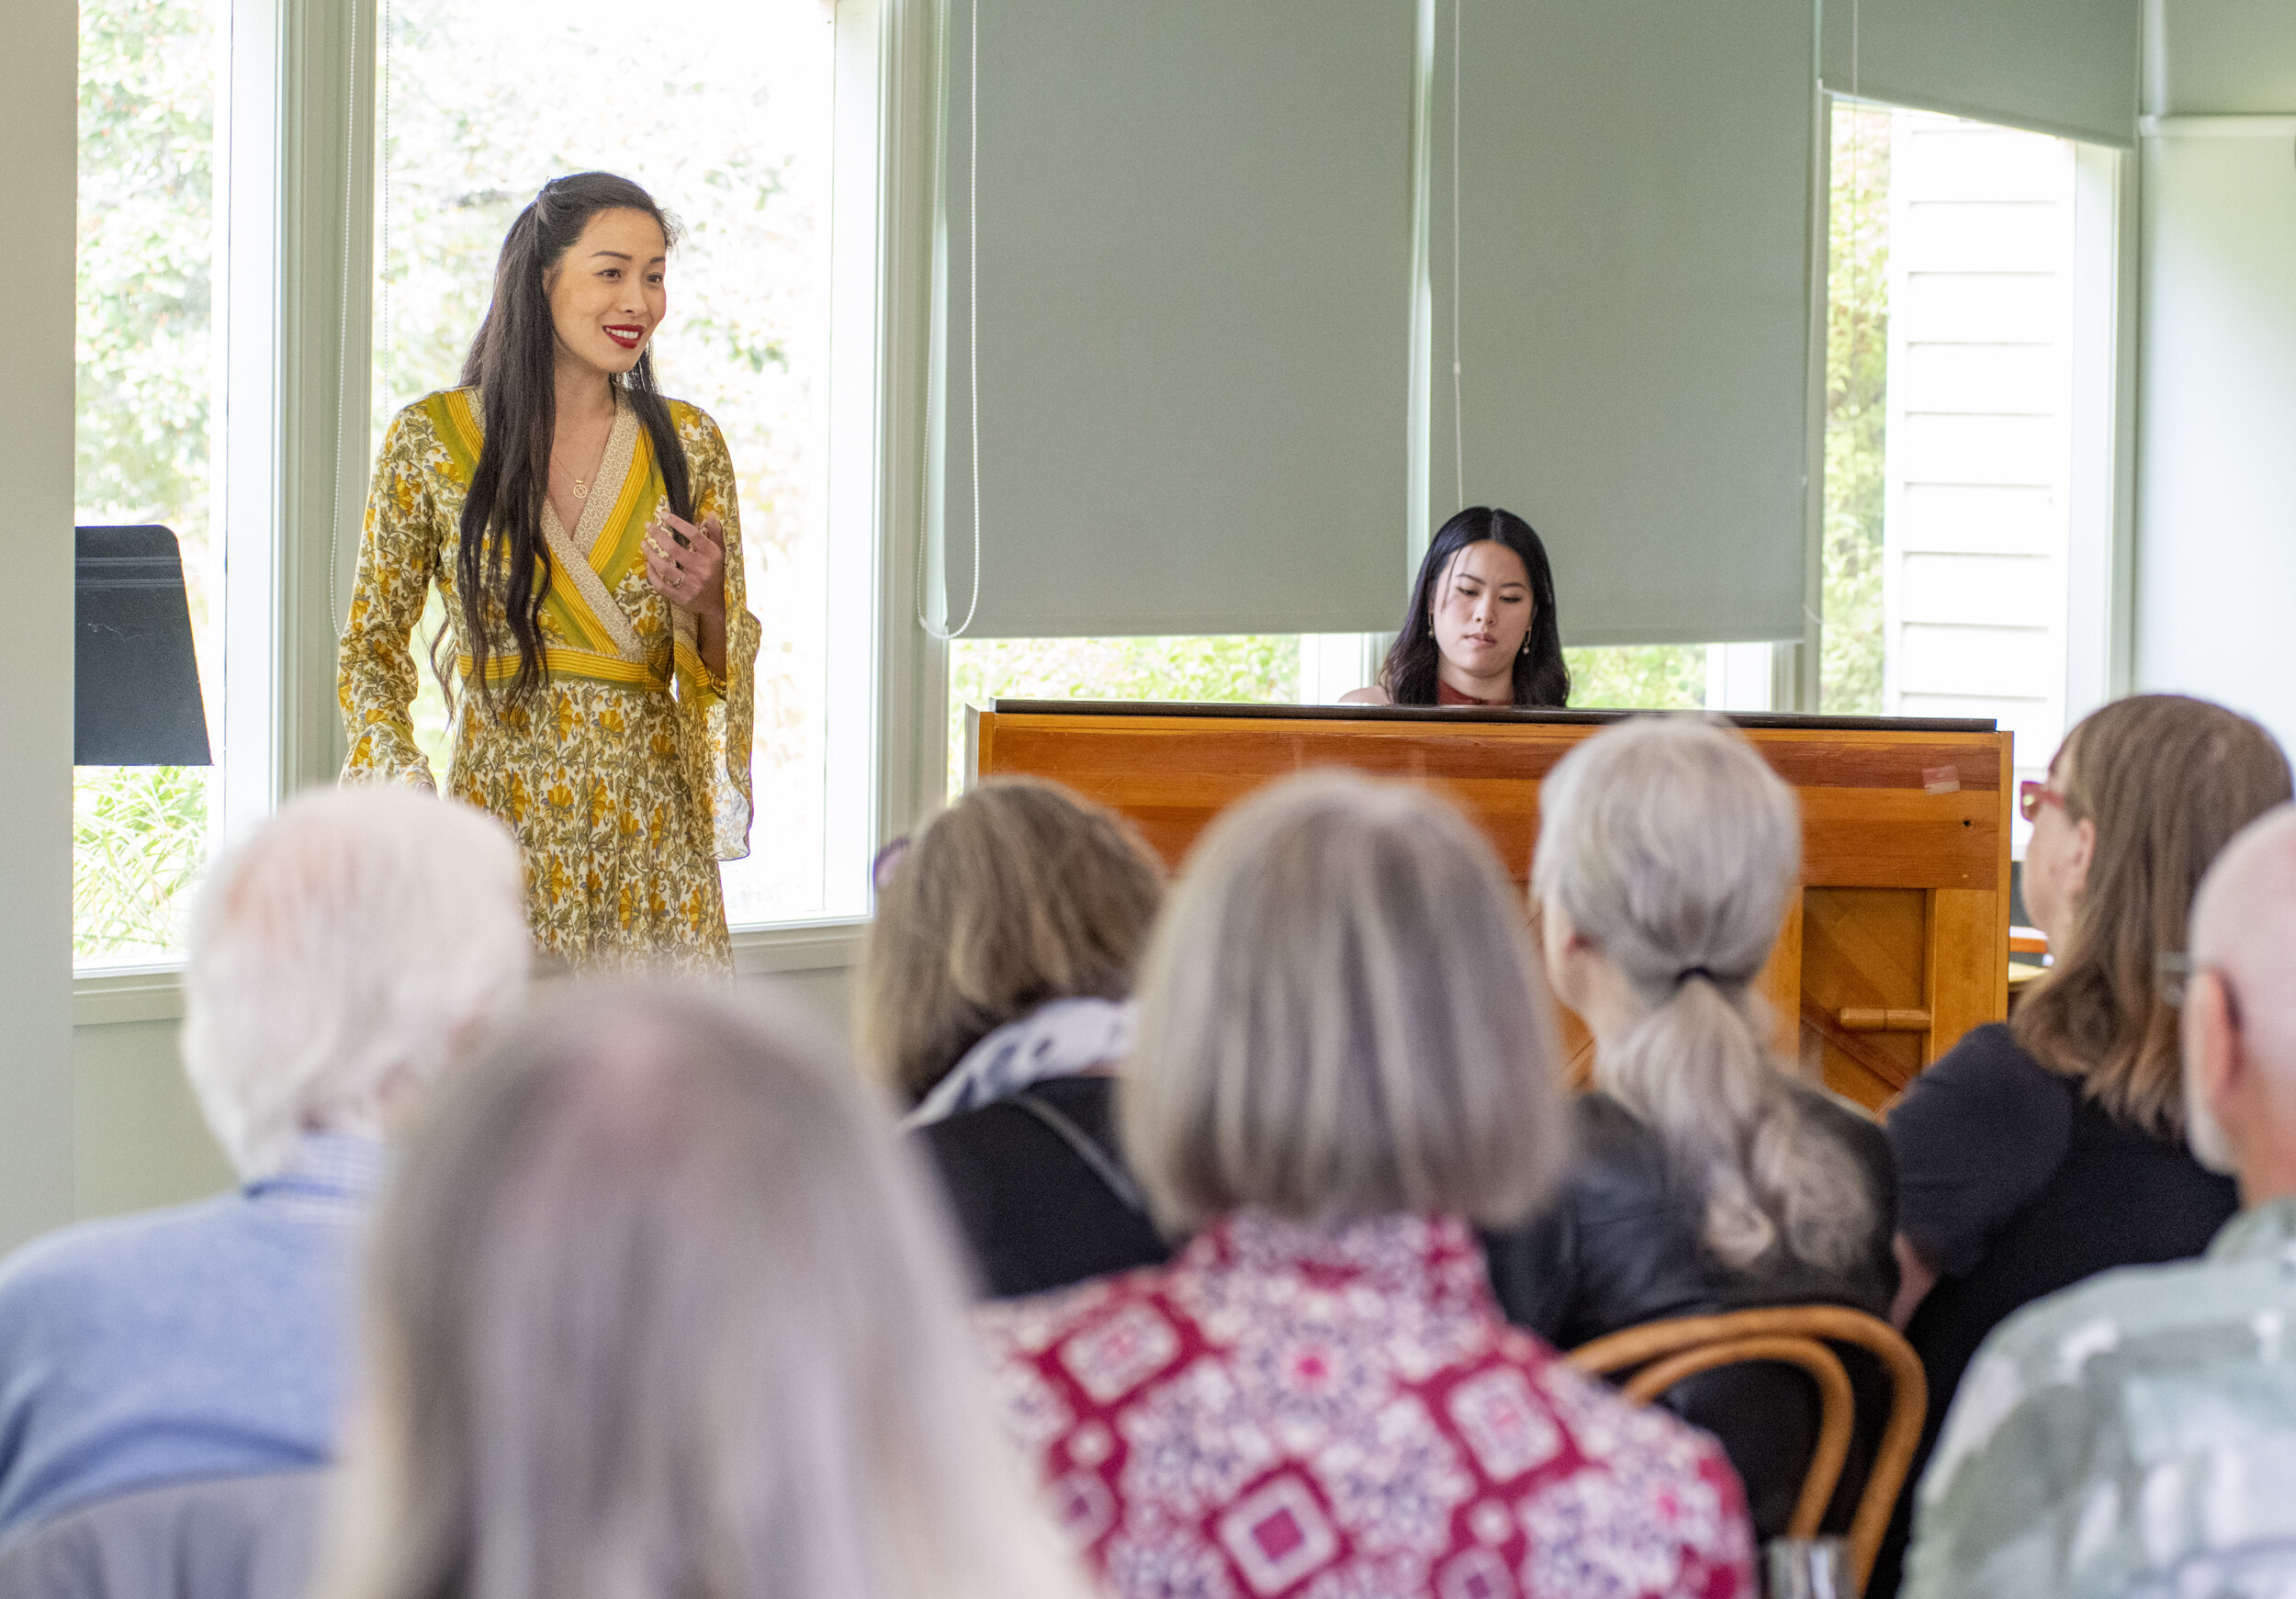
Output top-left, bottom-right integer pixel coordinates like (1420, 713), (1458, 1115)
(317, 985), (1086, 1599)
(860, 777), (1164, 1103)
(182, 786), (530, 1177)
(1533, 717), (1872, 1274)
(1120, 771), (1567, 1231)
(2015, 694), (2292, 1135)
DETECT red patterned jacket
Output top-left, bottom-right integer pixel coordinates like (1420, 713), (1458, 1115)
(978, 1211), (1754, 1599)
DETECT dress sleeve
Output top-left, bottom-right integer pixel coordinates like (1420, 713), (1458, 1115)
(671, 408), (760, 861)
(338, 407), (444, 789)
(1885, 1025), (2073, 1278)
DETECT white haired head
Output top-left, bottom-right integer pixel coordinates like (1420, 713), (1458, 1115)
(318, 984), (1086, 1599)
(1533, 715), (1874, 1273)
(181, 786), (531, 1177)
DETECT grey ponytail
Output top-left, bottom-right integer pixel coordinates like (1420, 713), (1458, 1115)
(1534, 717), (1874, 1274)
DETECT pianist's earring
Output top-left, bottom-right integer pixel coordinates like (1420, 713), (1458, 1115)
(1520, 635), (1530, 655)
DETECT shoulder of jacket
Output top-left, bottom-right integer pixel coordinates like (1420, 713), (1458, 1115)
(1560, 1091), (1682, 1204)
(1573, 1089), (1660, 1148)
(1904, 1020), (2065, 1109)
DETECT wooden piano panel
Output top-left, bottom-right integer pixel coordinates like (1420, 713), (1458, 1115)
(972, 703), (2013, 1110)
(1800, 888), (1930, 1107)
(977, 713), (1999, 890)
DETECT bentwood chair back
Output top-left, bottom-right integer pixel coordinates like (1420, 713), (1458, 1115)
(1566, 1305), (1927, 1593)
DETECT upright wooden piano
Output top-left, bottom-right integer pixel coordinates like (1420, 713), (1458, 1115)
(968, 702), (2013, 1113)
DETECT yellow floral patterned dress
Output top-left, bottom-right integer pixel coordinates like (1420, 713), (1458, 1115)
(339, 386), (761, 974)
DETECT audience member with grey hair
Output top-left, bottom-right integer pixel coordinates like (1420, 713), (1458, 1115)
(314, 985), (1086, 1599)
(980, 771), (1756, 1599)
(1483, 715), (1897, 1538)
(0, 787), (529, 1550)
(1902, 803), (2296, 1599)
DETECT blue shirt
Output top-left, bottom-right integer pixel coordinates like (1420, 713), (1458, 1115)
(0, 1134), (385, 1548)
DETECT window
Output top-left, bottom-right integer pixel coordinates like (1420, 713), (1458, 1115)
(1822, 104), (1892, 717)
(948, 635), (1754, 791)
(1822, 102), (2113, 848)
(1565, 647), (1712, 712)
(374, 0), (865, 923)
(950, 636), (1331, 794)
(72, 0), (226, 965)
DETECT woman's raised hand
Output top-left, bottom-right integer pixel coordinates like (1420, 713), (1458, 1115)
(644, 511), (727, 618)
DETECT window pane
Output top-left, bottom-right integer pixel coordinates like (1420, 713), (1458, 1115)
(950, 636), (1302, 796)
(1824, 103), (2086, 847)
(73, 0), (224, 965)
(1565, 646), (1709, 710)
(375, 0), (851, 923)
(1822, 102), (1891, 715)
(950, 635), (1742, 794)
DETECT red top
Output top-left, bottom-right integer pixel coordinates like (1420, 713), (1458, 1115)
(978, 1211), (1754, 1599)
(1437, 680), (1511, 706)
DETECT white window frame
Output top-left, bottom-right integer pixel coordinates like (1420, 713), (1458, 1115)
(75, 0), (374, 1005)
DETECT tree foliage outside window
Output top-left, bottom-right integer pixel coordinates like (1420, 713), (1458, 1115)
(948, 636), (1300, 794)
(946, 632), (1716, 794)
(73, 766), (208, 958)
(1564, 645), (1707, 710)
(73, 0), (221, 963)
(1823, 104), (1891, 714)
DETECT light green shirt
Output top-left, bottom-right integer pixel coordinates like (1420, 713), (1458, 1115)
(1902, 1196), (2296, 1599)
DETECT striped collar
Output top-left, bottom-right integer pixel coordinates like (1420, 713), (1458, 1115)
(242, 1132), (390, 1218)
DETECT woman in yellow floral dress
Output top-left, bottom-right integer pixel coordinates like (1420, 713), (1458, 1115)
(340, 173), (761, 973)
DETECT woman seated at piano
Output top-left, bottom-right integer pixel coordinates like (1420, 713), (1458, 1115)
(1341, 505), (1571, 708)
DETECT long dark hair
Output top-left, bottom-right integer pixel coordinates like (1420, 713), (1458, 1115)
(455, 173), (693, 706)
(1379, 507), (1569, 706)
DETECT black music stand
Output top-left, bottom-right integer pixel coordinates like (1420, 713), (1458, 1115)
(74, 524), (212, 766)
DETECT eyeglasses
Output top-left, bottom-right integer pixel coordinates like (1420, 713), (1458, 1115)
(2157, 950), (2245, 1028)
(2020, 780), (2073, 825)
(2156, 950), (2192, 1008)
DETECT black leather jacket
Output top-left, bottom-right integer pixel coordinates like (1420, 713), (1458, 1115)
(1483, 1087), (1899, 1537)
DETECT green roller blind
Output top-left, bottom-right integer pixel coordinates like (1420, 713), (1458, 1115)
(931, 0), (1414, 638)
(1820, 0), (2141, 147)
(1431, 0), (1819, 647)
